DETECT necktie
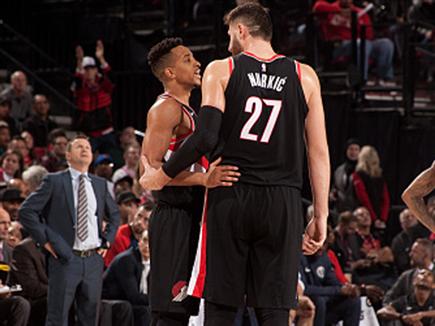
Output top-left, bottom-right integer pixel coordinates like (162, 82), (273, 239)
(77, 174), (88, 241)
(140, 260), (150, 294)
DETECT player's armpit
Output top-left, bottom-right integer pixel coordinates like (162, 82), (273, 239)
(141, 99), (183, 172)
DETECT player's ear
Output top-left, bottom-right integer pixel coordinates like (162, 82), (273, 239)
(163, 67), (176, 80)
(238, 23), (247, 39)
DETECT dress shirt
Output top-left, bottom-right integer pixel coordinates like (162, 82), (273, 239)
(140, 258), (150, 294)
(70, 167), (100, 250)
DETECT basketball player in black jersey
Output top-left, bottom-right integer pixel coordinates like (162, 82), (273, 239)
(142, 38), (240, 326)
(402, 162), (435, 232)
(140, 4), (330, 325)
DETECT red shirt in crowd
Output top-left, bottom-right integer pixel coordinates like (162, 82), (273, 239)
(104, 223), (133, 267)
(313, 0), (374, 41)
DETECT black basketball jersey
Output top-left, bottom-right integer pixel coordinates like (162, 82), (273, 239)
(152, 93), (207, 208)
(218, 52), (308, 188)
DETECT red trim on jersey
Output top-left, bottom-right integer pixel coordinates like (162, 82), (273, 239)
(228, 57), (234, 75)
(191, 191), (208, 298)
(199, 156), (209, 170)
(242, 51), (285, 63)
(295, 61), (302, 81)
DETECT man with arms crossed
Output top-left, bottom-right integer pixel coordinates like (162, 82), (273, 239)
(402, 162), (435, 232)
(143, 38), (240, 326)
(141, 4), (330, 325)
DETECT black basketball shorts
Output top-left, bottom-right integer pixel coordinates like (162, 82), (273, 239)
(149, 204), (200, 315)
(188, 184), (303, 309)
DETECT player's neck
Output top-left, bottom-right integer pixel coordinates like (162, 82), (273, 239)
(164, 85), (191, 107)
(243, 39), (276, 59)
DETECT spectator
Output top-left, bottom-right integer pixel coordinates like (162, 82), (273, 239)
(104, 202), (153, 267)
(93, 154), (115, 198)
(22, 94), (58, 148)
(0, 122), (11, 156)
(72, 41), (116, 153)
(378, 269), (435, 325)
(8, 136), (33, 169)
(0, 280), (31, 326)
(0, 71), (32, 127)
(352, 145), (390, 230)
(6, 221), (22, 248)
(331, 211), (362, 272)
(331, 138), (361, 214)
(299, 247), (361, 326)
(383, 238), (434, 305)
(22, 165), (48, 194)
(352, 206), (396, 289)
(1, 188), (25, 221)
(103, 230), (151, 326)
(117, 191), (140, 226)
(8, 178), (30, 198)
(40, 131), (68, 173)
(0, 150), (24, 186)
(119, 127), (138, 152)
(313, 0), (395, 83)
(0, 208), (12, 263)
(0, 97), (18, 136)
(10, 237), (48, 326)
(114, 175), (134, 196)
(392, 208), (431, 273)
(112, 144), (140, 184)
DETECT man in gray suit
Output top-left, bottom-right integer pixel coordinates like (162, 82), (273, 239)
(19, 135), (120, 326)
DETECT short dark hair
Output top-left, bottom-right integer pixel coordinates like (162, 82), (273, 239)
(48, 128), (67, 145)
(147, 37), (183, 80)
(414, 238), (433, 258)
(338, 211), (356, 226)
(224, 3), (272, 41)
(66, 134), (89, 152)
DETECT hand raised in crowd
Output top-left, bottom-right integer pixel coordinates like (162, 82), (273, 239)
(205, 158), (240, 188)
(75, 45), (84, 68)
(95, 40), (106, 65)
(377, 306), (401, 320)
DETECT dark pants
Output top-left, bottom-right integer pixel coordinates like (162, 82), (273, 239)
(100, 300), (134, 326)
(311, 296), (361, 326)
(205, 301), (289, 326)
(29, 297), (47, 326)
(133, 305), (150, 326)
(46, 253), (104, 326)
(150, 312), (189, 326)
(0, 295), (31, 326)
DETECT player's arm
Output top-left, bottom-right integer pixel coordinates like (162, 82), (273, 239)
(140, 59), (232, 190)
(140, 100), (207, 186)
(300, 63), (330, 253)
(402, 163), (435, 232)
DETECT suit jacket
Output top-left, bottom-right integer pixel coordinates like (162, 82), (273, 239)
(18, 170), (120, 262)
(10, 237), (48, 299)
(102, 247), (148, 306)
(0, 240), (12, 264)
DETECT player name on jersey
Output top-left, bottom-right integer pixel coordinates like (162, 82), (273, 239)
(247, 72), (287, 92)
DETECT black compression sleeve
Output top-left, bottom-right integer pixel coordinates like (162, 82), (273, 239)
(162, 105), (223, 178)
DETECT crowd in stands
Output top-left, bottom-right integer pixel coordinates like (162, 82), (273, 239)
(0, 1), (435, 326)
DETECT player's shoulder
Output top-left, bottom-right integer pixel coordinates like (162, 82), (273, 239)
(297, 62), (320, 92)
(148, 96), (182, 119)
(205, 58), (232, 74)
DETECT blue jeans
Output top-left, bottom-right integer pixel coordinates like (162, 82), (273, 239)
(334, 38), (394, 80)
